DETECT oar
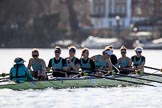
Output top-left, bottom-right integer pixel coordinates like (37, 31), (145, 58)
(45, 68), (156, 87)
(118, 74), (162, 84)
(0, 73), (9, 77)
(88, 74), (156, 87)
(81, 66), (160, 85)
(56, 68), (156, 87)
(56, 69), (79, 74)
(144, 66), (162, 71)
(111, 65), (158, 86)
(119, 67), (162, 77)
(0, 79), (10, 83)
(0, 77), (9, 81)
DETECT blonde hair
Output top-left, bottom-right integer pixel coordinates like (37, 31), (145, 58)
(120, 45), (127, 51)
(32, 48), (39, 55)
(55, 46), (61, 51)
(68, 45), (77, 50)
(134, 46), (143, 51)
(32, 48), (38, 52)
(104, 45), (113, 50)
(103, 46), (111, 55)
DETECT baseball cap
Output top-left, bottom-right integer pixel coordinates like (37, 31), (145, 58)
(14, 57), (25, 64)
(104, 50), (112, 56)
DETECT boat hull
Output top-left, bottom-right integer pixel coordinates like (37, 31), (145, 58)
(1, 74), (161, 90)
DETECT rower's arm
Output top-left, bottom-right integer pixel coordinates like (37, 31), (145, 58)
(48, 59), (52, 69)
(90, 55), (97, 61)
(40, 59), (46, 72)
(24, 67), (34, 81)
(137, 61), (145, 70)
(27, 59), (32, 71)
(106, 58), (112, 71)
(116, 58), (121, 68)
(128, 58), (132, 67)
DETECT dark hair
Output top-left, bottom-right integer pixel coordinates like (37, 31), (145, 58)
(32, 49), (39, 56)
(55, 46), (61, 52)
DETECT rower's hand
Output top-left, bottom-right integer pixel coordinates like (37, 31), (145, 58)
(135, 69), (143, 75)
(160, 68), (162, 72)
(52, 67), (56, 71)
(46, 67), (51, 72)
(107, 71), (111, 75)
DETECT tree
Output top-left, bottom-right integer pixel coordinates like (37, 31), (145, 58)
(60, 0), (79, 32)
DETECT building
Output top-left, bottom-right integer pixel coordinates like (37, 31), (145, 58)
(89, 0), (131, 29)
(90, 0), (162, 28)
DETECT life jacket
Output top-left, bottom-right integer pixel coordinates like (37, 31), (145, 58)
(133, 56), (143, 66)
(118, 57), (129, 68)
(31, 59), (42, 71)
(10, 64), (27, 83)
(66, 57), (76, 67)
(80, 58), (91, 73)
(52, 58), (63, 69)
(94, 55), (107, 68)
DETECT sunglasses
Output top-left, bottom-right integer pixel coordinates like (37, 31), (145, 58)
(32, 55), (38, 57)
(121, 52), (126, 54)
(137, 51), (142, 53)
(55, 51), (60, 53)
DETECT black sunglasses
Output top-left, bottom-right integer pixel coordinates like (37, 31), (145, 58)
(55, 51), (60, 53)
(137, 51), (142, 53)
(121, 52), (126, 54)
(32, 55), (38, 57)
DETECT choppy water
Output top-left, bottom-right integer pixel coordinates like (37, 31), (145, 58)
(0, 49), (162, 108)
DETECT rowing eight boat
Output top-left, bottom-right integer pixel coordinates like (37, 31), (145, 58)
(0, 74), (161, 90)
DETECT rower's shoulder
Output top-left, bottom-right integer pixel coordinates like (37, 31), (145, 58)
(91, 54), (102, 60)
(131, 55), (136, 59)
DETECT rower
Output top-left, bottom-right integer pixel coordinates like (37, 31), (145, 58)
(10, 57), (34, 83)
(64, 46), (80, 77)
(80, 48), (95, 76)
(48, 46), (67, 77)
(91, 49), (112, 76)
(131, 46), (145, 73)
(28, 49), (47, 80)
(104, 45), (118, 66)
(117, 45), (132, 74)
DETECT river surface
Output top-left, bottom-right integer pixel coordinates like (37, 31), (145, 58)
(0, 49), (162, 108)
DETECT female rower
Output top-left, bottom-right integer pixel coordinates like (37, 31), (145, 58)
(131, 46), (145, 73)
(28, 49), (47, 80)
(10, 57), (34, 83)
(64, 46), (80, 77)
(104, 45), (118, 66)
(48, 46), (67, 77)
(117, 45), (132, 74)
(91, 49), (112, 76)
(80, 48), (95, 76)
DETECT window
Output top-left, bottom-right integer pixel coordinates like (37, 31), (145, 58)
(93, 0), (105, 17)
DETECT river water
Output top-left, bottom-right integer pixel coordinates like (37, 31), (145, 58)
(0, 49), (162, 108)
